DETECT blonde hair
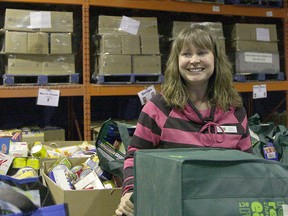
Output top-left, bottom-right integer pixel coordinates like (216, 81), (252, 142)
(161, 25), (243, 111)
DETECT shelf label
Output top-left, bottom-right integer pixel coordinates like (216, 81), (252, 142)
(30, 12), (51, 29)
(119, 16), (140, 35)
(212, 6), (220, 12)
(266, 11), (273, 17)
(37, 88), (60, 107)
(138, 85), (157, 105)
(253, 84), (267, 99)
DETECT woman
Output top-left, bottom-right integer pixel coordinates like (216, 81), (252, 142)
(115, 24), (252, 216)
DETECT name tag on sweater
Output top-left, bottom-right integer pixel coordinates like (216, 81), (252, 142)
(217, 126), (237, 133)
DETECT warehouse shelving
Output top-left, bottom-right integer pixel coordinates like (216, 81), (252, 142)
(0, 0), (287, 140)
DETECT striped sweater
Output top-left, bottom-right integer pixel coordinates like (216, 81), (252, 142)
(122, 94), (252, 194)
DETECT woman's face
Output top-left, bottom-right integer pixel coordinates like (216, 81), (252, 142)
(178, 44), (214, 86)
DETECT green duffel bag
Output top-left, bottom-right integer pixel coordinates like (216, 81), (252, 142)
(134, 148), (288, 216)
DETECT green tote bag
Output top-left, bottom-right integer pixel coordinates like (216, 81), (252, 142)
(134, 148), (288, 216)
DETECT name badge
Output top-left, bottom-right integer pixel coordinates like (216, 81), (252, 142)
(217, 126), (238, 133)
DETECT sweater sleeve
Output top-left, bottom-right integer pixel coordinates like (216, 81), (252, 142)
(122, 95), (165, 195)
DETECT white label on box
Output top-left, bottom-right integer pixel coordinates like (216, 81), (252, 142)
(52, 169), (71, 190)
(244, 52), (273, 63)
(253, 84), (267, 99)
(138, 85), (157, 105)
(30, 12), (51, 29)
(212, 6), (220, 12)
(119, 16), (140, 35)
(37, 88), (60, 107)
(256, 28), (270, 41)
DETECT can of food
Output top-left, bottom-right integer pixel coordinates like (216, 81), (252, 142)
(13, 157), (27, 169)
(31, 143), (48, 158)
(12, 167), (38, 179)
(103, 180), (115, 189)
(27, 157), (40, 170)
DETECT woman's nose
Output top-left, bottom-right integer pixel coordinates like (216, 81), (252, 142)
(189, 55), (200, 63)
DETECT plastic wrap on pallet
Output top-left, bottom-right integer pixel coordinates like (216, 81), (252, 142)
(97, 15), (159, 36)
(4, 9), (73, 32)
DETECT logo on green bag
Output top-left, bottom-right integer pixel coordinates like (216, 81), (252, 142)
(239, 201), (285, 216)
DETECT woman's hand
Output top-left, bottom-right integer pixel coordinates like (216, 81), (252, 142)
(115, 192), (134, 216)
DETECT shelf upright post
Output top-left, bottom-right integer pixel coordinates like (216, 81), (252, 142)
(82, 0), (92, 141)
(285, 1), (288, 127)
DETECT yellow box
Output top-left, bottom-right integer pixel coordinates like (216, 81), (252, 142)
(99, 34), (121, 54)
(5, 31), (27, 54)
(140, 35), (160, 54)
(122, 35), (140, 55)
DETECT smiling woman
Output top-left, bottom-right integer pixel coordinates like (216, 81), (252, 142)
(115, 24), (253, 216)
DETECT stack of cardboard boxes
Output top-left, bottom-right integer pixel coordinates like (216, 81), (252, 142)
(2, 9), (76, 77)
(94, 15), (162, 82)
(227, 23), (280, 76)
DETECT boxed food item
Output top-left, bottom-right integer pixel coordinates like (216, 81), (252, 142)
(42, 157), (122, 216)
(172, 21), (224, 39)
(140, 35), (160, 55)
(27, 32), (49, 54)
(230, 40), (278, 52)
(231, 23), (278, 42)
(0, 129), (22, 154)
(232, 51), (280, 74)
(42, 55), (75, 75)
(98, 15), (158, 36)
(132, 55), (161, 74)
(50, 33), (72, 54)
(98, 34), (122, 54)
(7, 54), (42, 75)
(97, 54), (131, 75)
(121, 35), (141, 55)
(5, 31), (28, 54)
(4, 9), (73, 33)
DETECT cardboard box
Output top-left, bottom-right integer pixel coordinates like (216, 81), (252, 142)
(27, 32), (49, 54)
(43, 128), (65, 142)
(42, 55), (75, 75)
(98, 15), (158, 36)
(231, 23), (278, 42)
(232, 51), (280, 74)
(5, 31), (27, 53)
(122, 35), (140, 55)
(99, 35), (122, 54)
(140, 35), (160, 54)
(172, 21), (224, 39)
(98, 54), (131, 75)
(4, 9), (32, 31)
(50, 33), (72, 54)
(43, 158), (122, 216)
(132, 55), (161, 74)
(22, 131), (45, 149)
(7, 55), (42, 75)
(5, 9), (73, 32)
(40, 11), (73, 33)
(0, 130), (22, 154)
(230, 40), (278, 52)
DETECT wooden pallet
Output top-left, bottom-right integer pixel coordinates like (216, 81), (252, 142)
(233, 72), (285, 82)
(2, 74), (80, 85)
(92, 74), (164, 84)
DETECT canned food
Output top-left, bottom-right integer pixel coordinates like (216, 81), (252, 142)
(13, 157), (27, 169)
(27, 157), (40, 170)
(12, 167), (38, 179)
(48, 157), (72, 173)
(103, 180), (115, 189)
(31, 143), (48, 158)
